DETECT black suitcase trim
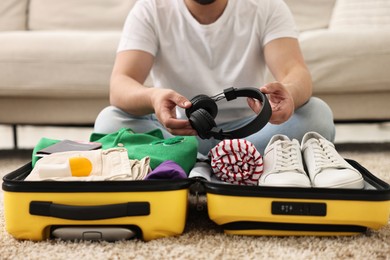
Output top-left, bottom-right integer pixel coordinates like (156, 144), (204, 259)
(202, 159), (390, 201)
(221, 221), (368, 233)
(2, 163), (193, 193)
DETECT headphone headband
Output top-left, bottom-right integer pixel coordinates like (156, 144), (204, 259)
(186, 87), (272, 140)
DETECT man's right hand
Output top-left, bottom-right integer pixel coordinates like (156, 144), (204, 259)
(150, 88), (197, 136)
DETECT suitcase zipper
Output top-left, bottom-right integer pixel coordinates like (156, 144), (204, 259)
(189, 178), (206, 211)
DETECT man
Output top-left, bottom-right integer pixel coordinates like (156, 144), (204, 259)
(94, 0), (335, 155)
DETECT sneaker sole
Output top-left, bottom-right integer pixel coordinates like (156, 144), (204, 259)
(313, 178), (365, 189)
(258, 183), (311, 188)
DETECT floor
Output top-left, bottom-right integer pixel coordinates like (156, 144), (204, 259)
(1, 122), (390, 150)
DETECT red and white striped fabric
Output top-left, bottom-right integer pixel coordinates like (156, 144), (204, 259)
(209, 139), (263, 186)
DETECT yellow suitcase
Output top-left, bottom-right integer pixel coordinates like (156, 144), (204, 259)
(3, 159), (390, 240)
(3, 162), (192, 241)
(202, 159), (390, 236)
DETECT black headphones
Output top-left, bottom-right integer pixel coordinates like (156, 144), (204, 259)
(185, 87), (272, 140)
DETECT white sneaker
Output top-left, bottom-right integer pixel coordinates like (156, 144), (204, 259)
(259, 135), (311, 187)
(301, 132), (364, 189)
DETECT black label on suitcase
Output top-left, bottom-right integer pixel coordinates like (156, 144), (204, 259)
(272, 201), (327, 216)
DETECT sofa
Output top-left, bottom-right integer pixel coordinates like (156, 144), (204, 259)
(284, 0), (390, 121)
(1, 0), (390, 127)
(0, 0), (136, 125)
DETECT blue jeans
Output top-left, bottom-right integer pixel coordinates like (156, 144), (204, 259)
(94, 97), (335, 155)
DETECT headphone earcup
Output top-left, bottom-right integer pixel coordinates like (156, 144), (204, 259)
(185, 95), (218, 119)
(189, 108), (217, 139)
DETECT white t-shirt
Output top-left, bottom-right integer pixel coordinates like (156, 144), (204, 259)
(118, 0), (298, 122)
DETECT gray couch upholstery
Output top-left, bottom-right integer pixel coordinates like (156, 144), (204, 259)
(1, 0), (389, 127)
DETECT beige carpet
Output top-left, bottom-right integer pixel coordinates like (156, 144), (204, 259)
(1, 145), (390, 260)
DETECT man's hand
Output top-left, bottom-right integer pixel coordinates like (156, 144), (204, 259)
(151, 89), (197, 136)
(247, 82), (294, 125)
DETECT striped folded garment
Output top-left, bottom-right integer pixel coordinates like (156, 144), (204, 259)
(209, 139), (263, 185)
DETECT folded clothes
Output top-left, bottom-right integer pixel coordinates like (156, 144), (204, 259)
(209, 139), (263, 186)
(188, 161), (226, 183)
(144, 160), (187, 180)
(25, 148), (151, 181)
(188, 161), (213, 181)
(89, 128), (198, 174)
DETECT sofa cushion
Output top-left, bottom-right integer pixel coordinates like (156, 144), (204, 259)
(284, 0), (336, 31)
(0, 97), (110, 125)
(0, 31), (121, 98)
(0, 0), (28, 31)
(329, 0), (390, 29)
(28, 0), (136, 30)
(299, 29), (390, 95)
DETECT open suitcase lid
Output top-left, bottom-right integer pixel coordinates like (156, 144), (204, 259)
(2, 162), (193, 242)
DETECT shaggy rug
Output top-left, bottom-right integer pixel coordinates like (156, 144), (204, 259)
(1, 145), (389, 260)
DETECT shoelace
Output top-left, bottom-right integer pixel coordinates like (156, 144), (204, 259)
(309, 139), (345, 172)
(273, 141), (305, 174)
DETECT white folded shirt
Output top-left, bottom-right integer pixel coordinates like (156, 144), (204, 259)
(25, 148), (151, 181)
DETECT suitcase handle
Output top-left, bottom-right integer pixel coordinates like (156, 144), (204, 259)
(29, 201), (150, 220)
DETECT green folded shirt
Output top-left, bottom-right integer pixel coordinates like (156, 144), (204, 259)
(90, 128), (198, 174)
